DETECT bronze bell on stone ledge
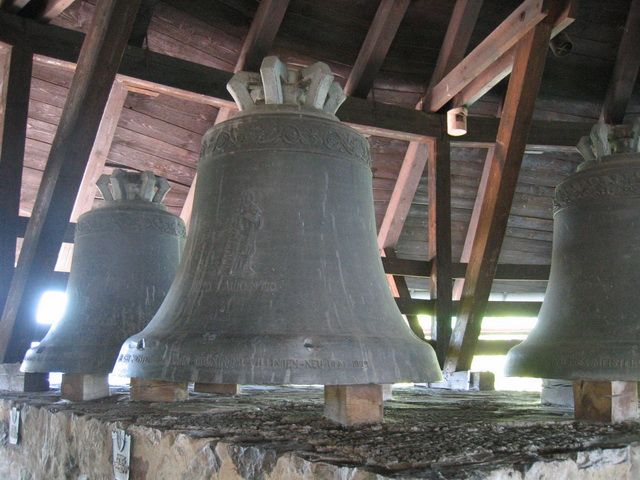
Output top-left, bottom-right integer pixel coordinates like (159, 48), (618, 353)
(506, 121), (640, 381)
(22, 170), (186, 376)
(114, 56), (442, 386)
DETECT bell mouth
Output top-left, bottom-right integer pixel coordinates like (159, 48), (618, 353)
(114, 333), (442, 386)
(21, 343), (121, 375)
(505, 340), (640, 382)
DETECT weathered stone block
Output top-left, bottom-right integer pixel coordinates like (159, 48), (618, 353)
(0, 363), (48, 392)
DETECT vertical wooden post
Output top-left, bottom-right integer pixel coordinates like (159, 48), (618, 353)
(0, 0), (142, 362)
(0, 44), (32, 318)
(428, 132), (453, 366)
(444, 15), (557, 374)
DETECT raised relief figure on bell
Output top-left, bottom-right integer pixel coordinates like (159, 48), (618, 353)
(114, 56), (442, 387)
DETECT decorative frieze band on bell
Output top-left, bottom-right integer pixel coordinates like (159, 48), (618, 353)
(114, 56), (441, 420)
(22, 170), (185, 399)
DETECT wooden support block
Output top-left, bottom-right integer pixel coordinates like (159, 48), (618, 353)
(194, 383), (240, 395)
(324, 384), (383, 426)
(61, 373), (109, 401)
(0, 364), (49, 392)
(573, 380), (638, 423)
(130, 378), (188, 402)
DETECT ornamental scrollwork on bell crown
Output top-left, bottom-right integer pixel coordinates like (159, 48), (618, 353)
(576, 119), (640, 169)
(227, 56), (346, 114)
(97, 169), (171, 204)
(201, 116), (371, 168)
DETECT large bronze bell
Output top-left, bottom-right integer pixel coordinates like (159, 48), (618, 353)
(114, 57), (441, 385)
(22, 170), (186, 375)
(506, 121), (640, 381)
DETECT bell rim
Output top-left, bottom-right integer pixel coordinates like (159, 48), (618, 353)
(114, 333), (443, 385)
(505, 341), (640, 381)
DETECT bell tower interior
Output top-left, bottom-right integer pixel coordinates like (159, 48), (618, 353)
(0, 0), (640, 478)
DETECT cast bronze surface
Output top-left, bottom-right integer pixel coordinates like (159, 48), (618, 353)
(506, 121), (640, 381)
(114, 57), (441, 386)
(21, 170), (185, 375)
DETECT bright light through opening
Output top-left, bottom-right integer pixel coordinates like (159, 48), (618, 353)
(36, 291), (67, 326)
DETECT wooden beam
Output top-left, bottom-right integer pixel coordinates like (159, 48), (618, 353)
(430, 0), (577, 112)
(344, 0), (410, 98)
(377, 142), (428, 250)
(235, 0), (290, 73)
(69, 82), (128, 223)
(179, 1), (289, 225)
(55, 81), (128, 271)
(601, 0), (640, 123)
(382, 258), (550, 281)
(428, 135), (453, 364)
(0, 44), (32, 317)
(452, 146), (493, 300)
(37, 0), (76, 21)
(453, 3), (575, 108)
(0, 0), (142, 363)
(128, 0), (160, 47)
(384, 248), (425, 340)
(0, 11), (589, 148)
(444, 15), (556, 374)
(422, 0), (484, 107)
(396, 299), (542, 317)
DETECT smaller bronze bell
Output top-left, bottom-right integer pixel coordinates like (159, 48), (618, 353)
(506, 121), (640, 381)
(21, 170), (186, 375)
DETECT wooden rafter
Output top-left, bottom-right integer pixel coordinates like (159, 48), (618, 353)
(0, 43), (32, 316)
(128, 0), (161, 47)
(444, 11), (558, 374)
(422, 0), (484, 107)
(430, 0), (577, 112)
(55, 80), (129, 271)
(0, 11), (590, 148)
(344, 0), (410, 98)
(452, 146), (494, 300)
(0, 0), (142, 362)
(377, 0), (482, 338)
(179, 0), (290, 226)
(601, 0), (640, 123)
(235, 0), (290, 73)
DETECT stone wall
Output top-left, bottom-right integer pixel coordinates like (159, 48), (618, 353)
(0, 389), (640, 479)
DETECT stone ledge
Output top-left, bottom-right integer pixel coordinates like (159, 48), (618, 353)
(1, 386), (640, 479)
